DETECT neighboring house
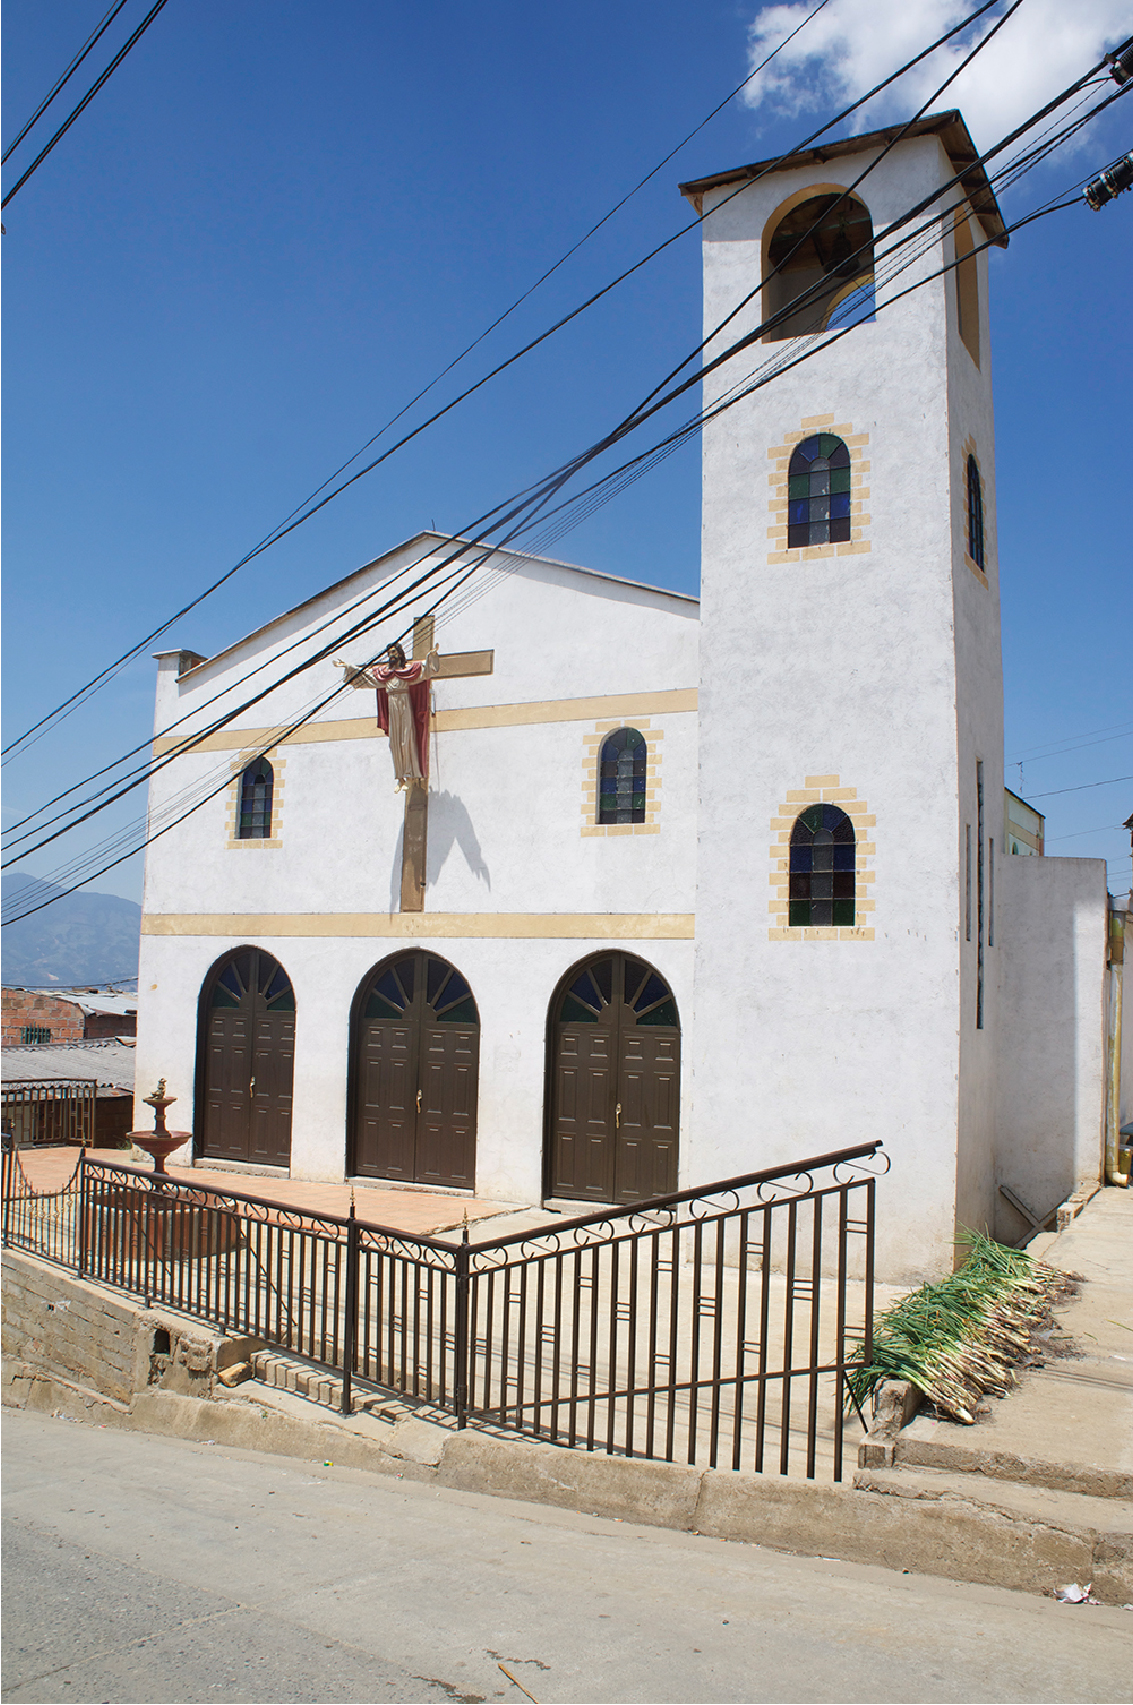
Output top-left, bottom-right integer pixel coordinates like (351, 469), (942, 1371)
(1, 988), (138, 1046)
(1, 1037), (137, 1145)
(133, 110), (1111, 1281)
(1004, 788), (1045, 856)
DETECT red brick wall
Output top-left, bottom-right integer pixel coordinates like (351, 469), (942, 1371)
(1, 991), (84, 1047)
(83, 1011), (137, 1039)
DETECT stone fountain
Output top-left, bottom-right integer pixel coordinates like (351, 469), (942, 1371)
(130, 1079), (191, 1175)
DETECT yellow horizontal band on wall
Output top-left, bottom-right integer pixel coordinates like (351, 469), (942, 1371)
(141, 912), (696, 940)
(152, 688), (698, 757)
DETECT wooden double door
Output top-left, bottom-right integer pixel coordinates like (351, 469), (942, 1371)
(351, 952), (479, 1188)
(199, 948), (294, 1167)
(548, 953), (680, 1204)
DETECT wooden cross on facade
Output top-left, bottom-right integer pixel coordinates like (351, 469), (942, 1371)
(399, 615), (493, 913)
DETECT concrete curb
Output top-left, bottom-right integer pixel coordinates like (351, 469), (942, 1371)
(5, 1359), (1131, 1604)
(4, 1248), (1131, 1604)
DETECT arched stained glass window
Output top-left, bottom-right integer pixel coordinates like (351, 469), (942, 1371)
(239, 758), (273, 839)
(788, 434), (851, 548)
(967, 454), (985, 572)
(789, 803), (856, 927)
(598, 727), (647, 825)
(208, 949), (294, 1011)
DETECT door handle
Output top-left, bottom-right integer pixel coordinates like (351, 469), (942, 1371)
(615, 1101), (621, 1130)
(416, 1089), (422, 1112)
(249, 1076), (256, 1093)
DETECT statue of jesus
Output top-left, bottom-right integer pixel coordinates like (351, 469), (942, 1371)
(336, 641), (439, 789)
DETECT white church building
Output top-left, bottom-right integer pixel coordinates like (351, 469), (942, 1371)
(135, 113), (1113, 1281)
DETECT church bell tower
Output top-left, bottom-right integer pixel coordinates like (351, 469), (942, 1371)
(682, 113), (1008, 1280)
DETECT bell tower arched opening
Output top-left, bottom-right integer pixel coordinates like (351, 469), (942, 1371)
(763, 188), (875, 340)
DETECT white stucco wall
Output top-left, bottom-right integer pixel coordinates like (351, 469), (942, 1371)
(994, 855), (1109, 1239)
(1122, 913), (1133, 1137)
(135, 931), (695, 1203)
(948, 210), (1005, 1245)
(689, 136), (1004, 1281)
(136, 540), (700, 1192)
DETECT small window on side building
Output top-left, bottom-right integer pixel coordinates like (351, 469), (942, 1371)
(239, 758), (274, 839)
(598, 729), (647, 825)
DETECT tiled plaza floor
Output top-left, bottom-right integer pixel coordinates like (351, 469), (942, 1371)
(11, 1146), (531, 1239)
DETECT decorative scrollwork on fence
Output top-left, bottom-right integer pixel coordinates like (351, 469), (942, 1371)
(832, 1149), (890, 1185)
(357, 1227), (459, 1271)
(755, 1169), (816, 1205)
(84, 1163), (351, 1241)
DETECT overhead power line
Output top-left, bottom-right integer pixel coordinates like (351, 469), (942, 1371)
(1029, 774), (1133, 798)
(2, 0), (172, 211)
(2, 0), (132, 163)
(1013, 721), (1133, 763)
(1, 162), (1092, 922)
(8, 21), (1052, 860)
(5, 18), (1120, 895)
(0, 0), (1008, 763)
(1046, 824), (1128, 842)
(3, 52), (1116, 884)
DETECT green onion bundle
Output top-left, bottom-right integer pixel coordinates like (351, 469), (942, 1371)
(847, 1230), (1075, 1424)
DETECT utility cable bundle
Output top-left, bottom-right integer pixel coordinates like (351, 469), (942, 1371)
(4, 9), (1129, 924)
(0, 0), (1014, 766)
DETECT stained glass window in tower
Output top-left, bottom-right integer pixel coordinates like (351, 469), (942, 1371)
(787, 434), (852, 548)
(788, 803), (856, 926)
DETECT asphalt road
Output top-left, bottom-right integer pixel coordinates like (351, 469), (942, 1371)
(2, 1409), (1130, 1705)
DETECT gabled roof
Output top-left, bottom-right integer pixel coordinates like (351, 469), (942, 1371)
(168, 532), (698, 682)
(679, 110), (1007, 248)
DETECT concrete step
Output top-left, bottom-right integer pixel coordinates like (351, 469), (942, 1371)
(894, 1398), (1133, 1500)
(250, 1349), (346, 1411)
(853, 1461), (1133, 1601)
(248, 1349), (415, 1424)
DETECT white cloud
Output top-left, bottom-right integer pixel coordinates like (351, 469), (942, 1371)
(744, 0), (1133, 151)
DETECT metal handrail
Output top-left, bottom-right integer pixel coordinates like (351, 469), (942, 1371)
(75, 1137), (884, 1253)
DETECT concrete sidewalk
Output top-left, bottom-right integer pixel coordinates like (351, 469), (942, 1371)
(890, 1186), (1133, 1498)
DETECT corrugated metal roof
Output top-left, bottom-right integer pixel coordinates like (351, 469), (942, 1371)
(3, 989), (138, 1016)
(71, 993), (138, 1017)
(1, 1039), (137, 1092)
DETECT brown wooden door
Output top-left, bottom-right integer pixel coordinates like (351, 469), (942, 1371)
(200, 950), (294, 1167)
(548, 954), (680, 1204)
(351, 953), (479, 1188)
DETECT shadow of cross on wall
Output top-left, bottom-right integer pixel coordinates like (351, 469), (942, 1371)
(398, 616), (493, 912)
(393, 617), (490, 913)
(388, 790), (492, 911)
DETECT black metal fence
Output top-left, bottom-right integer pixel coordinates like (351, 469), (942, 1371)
(1, 1140), (887, 1481)
(1, 1079), (97, 1148)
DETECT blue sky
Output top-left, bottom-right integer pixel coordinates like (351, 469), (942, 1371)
(3, 0), (1131, 912)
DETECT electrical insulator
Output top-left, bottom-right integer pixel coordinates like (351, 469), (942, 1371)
(1106, 37), (1133, 85)
(1084, 153), (1133, 211)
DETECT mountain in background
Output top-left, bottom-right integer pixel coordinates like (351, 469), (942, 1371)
(1, 874), (140, 988)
